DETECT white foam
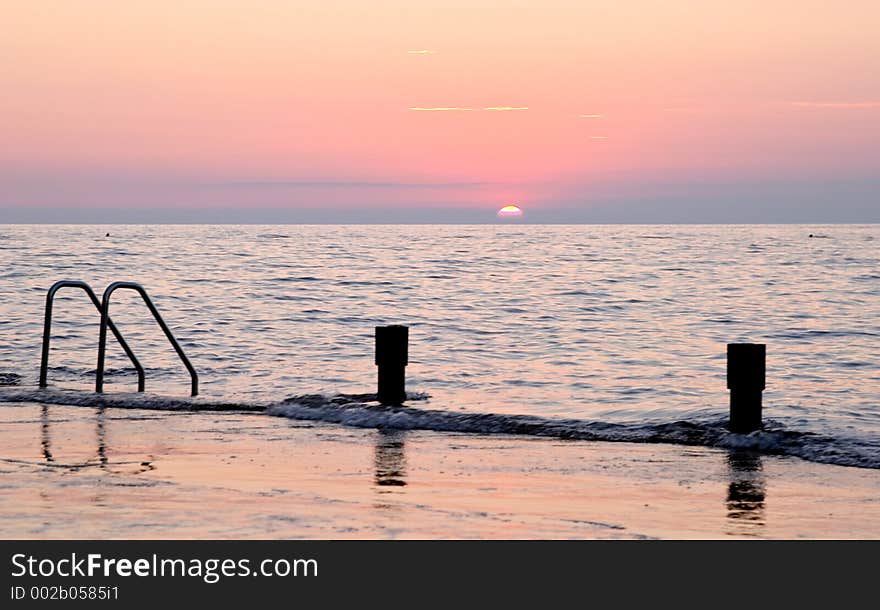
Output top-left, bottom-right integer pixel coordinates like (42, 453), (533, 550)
(2, 387), (878, 470)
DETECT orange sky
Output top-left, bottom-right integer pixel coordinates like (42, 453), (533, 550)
(1, 1), (879, 219)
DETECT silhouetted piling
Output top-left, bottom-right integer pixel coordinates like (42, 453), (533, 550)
(375, 325), (408, 405)
(727, 343), (765, 433)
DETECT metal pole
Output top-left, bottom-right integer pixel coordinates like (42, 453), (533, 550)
(40, 281), (145, 391)
(97, 282), (198, 396)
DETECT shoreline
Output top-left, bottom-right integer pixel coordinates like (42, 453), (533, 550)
(1, 402), (878, 539)
(3, 385), (878, 471)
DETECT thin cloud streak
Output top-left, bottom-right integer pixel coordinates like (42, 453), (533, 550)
(407, 49), (436, 54)
(579, 114), (603, 118)
(790, 101), (880, 109)
(408, 107), (474, 111)
(212, 180), (494, 189)
(408, 106), (529, 112)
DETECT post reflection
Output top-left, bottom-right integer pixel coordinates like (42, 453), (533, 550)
(40, 404), (54, 463)
(37, 406), (110, 469)
(725, 451), (766, 534)
(373, 429), (407, 489)
(95, 406), (108, 469)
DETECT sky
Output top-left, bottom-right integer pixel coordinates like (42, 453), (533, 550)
(1, 0), (878, 222)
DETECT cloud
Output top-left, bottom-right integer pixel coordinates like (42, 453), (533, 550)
(662, 106), (704, 113)
(215, 180), (492, 189)
(407, 49), (436, 54)
(408, 106), (529, 112)
(579, 114), (603, 118)
(790, 101), (880, 109)
(408, 107), (474, 111)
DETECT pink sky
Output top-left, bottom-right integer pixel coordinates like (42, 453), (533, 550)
(1, 1), (878, 220)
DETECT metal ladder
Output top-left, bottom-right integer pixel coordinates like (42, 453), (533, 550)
(40, 280), (199, 396)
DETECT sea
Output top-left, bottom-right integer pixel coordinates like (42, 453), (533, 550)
(1, 224), (878, 469)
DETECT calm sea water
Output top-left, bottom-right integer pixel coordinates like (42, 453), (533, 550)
(1, 224), (878, 467)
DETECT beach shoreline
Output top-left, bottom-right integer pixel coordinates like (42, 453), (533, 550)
(1, 402), (877, 539)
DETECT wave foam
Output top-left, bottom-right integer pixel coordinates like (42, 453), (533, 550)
(0, 372), (22, 386)
(2, 387), (878, 469)
(270, 394), (880, 469)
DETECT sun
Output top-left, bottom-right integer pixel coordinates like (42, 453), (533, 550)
(497, 204), (523, 218)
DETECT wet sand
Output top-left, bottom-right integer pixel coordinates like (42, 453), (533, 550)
(0, 402), (878, 539)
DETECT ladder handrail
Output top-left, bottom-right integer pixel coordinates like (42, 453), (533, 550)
(95, 281), (199, 397)
(40, 280), (145, 392)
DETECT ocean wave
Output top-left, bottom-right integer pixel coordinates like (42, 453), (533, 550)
(0, 373), (22, 386)
(269, 394), (880, 469)
(0, 388), (268, 413)
(1, 387), (877, 470)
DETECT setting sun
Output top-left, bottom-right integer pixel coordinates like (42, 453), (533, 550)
(497, 204), (523, 218)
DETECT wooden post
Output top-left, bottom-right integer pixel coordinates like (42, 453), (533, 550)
(375, 325), (408, 405)
(727, 343), (766, 433)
